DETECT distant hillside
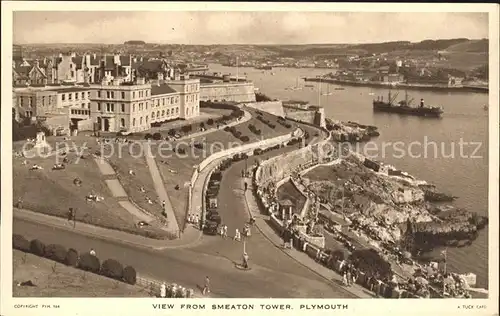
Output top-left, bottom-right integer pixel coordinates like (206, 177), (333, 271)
(444, 39), (489, 53)
(265, 38), (488, 57)
(124, 40), (146, 45)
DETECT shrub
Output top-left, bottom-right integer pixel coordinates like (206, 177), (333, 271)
(269, 124), (276, 129)
(181, 125), (192, 133)
(234, 131), (242, 138)
(240, 135), (250, 142)
(152, 132), (162, 140)
(168, 129), (176, 136)
(65, 248), (79, 267)
(79, 253), (101, 273)
(349, 249), (392, 279)
(13, 234), (31, 252)
(200, 122), (205, 129)
(223, 126), (230, 132)
(222, 115), (231, 121)
(144, 133), (153, 140)
(207, 119), (214, 126)
(101, 259), (124, 280)
(123, 266), (137, 285)
(44, 244), (67, 263)
(30, 239), (45, 256)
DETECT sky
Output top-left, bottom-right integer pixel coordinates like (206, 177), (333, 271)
(13, 11), (489, 45)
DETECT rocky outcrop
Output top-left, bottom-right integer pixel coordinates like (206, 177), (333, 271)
(326, 119), (380, 143)
(419, 185), (457, 202)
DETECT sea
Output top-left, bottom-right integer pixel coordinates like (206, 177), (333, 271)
(208, 63), (490, 289)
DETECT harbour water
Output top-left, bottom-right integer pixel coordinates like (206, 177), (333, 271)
(209, 64), (489, 288)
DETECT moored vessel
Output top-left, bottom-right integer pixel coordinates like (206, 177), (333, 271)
(373, 91), (443, 118)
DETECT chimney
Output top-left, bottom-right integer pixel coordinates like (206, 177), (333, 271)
(93, 53), (97, 59)
(85, 54), (91, 66)
(34, 59), (40, 68)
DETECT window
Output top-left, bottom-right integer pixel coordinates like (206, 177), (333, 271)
(111, 104), (114, 112)
(167, 109), (170, 115)
(26, 110), (32, 117)
(88, 91), (90, 98)
(106, 91), (110, 98)
(97, 91), (101, 98)
(121, 103), (125, 112)
(69, 93), (72, 101)
(106, 104), (110, 112)
(121, 92), (125, 99)
(146, 116), (149, 124)
(97, 103), (101, 111)
(82, 103), (85, 109)
(75, 93), (79, 100)
(132, 104), (136, 112)
(156, 111), (160, 118)
(176, 107), (179, 114)
(71, 71), (75, 77)
(152, 112), (155, 119)
(162, 98), (165, 106)
(133, 91), (135, 98)
(82, 92), (85, 99)
(140, 117), (143, 125)
(88, 103), (91, 109)
(133, 118), (136, 126)
(162, 110), (165, 117)
(145, 103), (148, 110)
(42, 96), (45, 105)
(111, 91), (114, 98)
(120, 118), (125, 128)
(62, 94), (66, 101)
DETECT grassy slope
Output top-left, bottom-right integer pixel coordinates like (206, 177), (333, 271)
(13, 250), (148, 297)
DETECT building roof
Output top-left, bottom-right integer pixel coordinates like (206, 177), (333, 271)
(151, 84), (177, 96)
(48, 87), (90, 93)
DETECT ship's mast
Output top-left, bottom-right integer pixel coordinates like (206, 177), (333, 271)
(405, 90), (408, 106)
(388, 90), (391, 105)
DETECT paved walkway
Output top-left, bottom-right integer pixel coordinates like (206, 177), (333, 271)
(13, 208), (203, 250)
(144, 143), (180, 233)
(243, 175), (375, 298)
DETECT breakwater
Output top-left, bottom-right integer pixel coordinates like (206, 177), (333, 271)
(303, 77), (489, 94)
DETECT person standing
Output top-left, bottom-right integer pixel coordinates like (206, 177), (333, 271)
(346, 270), (352, 286)
(202, 276), (210, 295)
(162, 200), (166, 210)
(234, 228), (241, 241)
(223, 225), (228, 238)
(160, 282), (166, 298)
(342, 272), (348, 286)
(244, 182), (248, 192)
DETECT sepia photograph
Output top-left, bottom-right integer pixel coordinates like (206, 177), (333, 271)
(1, 2), (499, 316)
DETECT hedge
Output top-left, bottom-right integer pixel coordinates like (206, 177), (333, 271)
(207, 119), (214, 126)
(123, 266), (137, 285)
(13, 234), (30, 252)
(101, 258), (124, 280)
(152, 132), (162, 140)
(65, 248), (79, 267)
(44, 244), (68, 263)
(30, 239), (46, 256)
(144, 133), (153, 140)
(79, 252), (101, 273)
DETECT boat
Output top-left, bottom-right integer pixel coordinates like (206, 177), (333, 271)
(373, 90), (443, 118)
(334, 87), (345, 90)
(305, 84), (314, 88)
(286, 77), (303, 91)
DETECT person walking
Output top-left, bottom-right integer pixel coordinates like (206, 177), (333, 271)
(234, 228), (241, 241)
(222, 225), (228, 238)
(244, 182), (248, 192)
(346, 270), (352, 286)
(219, 224), (224, 237)
(202, 276), (210, 295)
(342, 272), (348, 286)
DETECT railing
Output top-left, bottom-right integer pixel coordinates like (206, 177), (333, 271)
(136, 275), (196, 298)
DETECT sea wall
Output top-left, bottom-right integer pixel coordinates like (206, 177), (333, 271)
(199, 82), (256, 103)
(284, 105), (326, 128)
(245, 101), (285, 117)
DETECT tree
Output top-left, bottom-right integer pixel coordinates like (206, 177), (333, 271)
(65, 248), (79, 267)
(78, 253), (101, 273)
(30, 239), (45, 256)
(123, 266), (137, 285)
(207, 119), (214, 126)
(101, 259), (124, 280)
(44, 244), (68, 263)
(13, 234), (30, 252)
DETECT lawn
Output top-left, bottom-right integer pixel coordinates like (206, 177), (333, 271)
(105, 144), (162, 218)
(13, 250), (148, 297)
(12, 136), (170, 239)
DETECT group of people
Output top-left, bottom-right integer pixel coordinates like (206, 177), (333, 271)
(187, 213), (200, 226)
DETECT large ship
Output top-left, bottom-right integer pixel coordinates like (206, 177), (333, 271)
(373, 91), (443, 118)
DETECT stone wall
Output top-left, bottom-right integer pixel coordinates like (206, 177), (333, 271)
(284, 105), (326, 128)
(245, 101), (285, 117)
(199, 82), (256, 103)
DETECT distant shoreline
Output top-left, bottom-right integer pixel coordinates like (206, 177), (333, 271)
(303, 77), (489, 94)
